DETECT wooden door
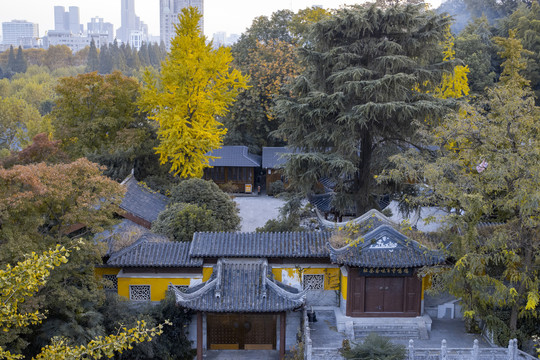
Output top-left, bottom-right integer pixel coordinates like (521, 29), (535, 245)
(382, 277), (404, 312)
(347, 268), (422, 317)
(207, 314), (276, 350)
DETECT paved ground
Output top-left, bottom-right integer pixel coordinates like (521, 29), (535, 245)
(234, 195), (286, 232)
(310, 310), (490, 350)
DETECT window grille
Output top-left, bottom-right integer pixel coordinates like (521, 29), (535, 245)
(303, 274), (324, 290)
(103, 274), (118, 291)
(129, 285), (151, 301)
(168, 285), (189, 293)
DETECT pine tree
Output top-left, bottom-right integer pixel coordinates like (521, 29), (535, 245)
(6, 46), (15, 73)
(12, 46), (27, 73)
(98, 44), (113, 74)
(86, 38), (99, 72)
(274, 3), (454, 215)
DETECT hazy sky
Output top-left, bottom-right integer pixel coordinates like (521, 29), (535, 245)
(0, 0), (443, 39)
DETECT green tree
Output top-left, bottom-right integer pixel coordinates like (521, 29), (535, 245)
(0, 245), (167, 360)
(86, 39), (99, 73)
(51, 71), (150, 160)
(170, 178), (241, 232)
(382, 32), (540, 344)
(42, 45), (73, 71)
(0, 97), (48, 151)
(12, 47), (27, 74)
(274, 3), (454, 216)
(153, 202), (219, 242)
(500, 1), (540, 102)
(139, 7), (248, 178)
(455, 16), (497, 94)
(6, 46), (15, 73)
(98, 44), (113, 74)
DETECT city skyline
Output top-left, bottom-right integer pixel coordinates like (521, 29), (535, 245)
(0, 0), (445, 41)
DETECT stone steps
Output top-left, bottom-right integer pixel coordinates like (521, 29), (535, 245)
(311, 348), (343, 360)
(353, 324), (422, 339)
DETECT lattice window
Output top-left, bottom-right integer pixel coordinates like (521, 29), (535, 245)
(303, 274), (324, 290)
(168, 285), (189, 293)
(103, 274), (118, 291)
(129, 285), (151, 301)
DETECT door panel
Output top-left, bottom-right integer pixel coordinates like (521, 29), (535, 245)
(364, 277), (385, 312)
(383, 277), (404, 312)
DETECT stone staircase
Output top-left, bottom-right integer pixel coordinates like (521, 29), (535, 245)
(352, 321), (426, 340)
(335, 308), (431, 341)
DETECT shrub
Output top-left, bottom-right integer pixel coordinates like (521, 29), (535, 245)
(340, 333), (406, 360)
(170, 178), (240, 231)
(269, 180), (285, 196)
(256, 215), (303, 232)
(152, 202), (220, 242)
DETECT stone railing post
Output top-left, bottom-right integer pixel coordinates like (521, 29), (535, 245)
(440, 339), (448, 360)
(471, 339), (479, 360)
(408, 339), (415, 360)
(507, 338), (517, 360)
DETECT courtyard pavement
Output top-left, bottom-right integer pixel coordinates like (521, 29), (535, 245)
(310, 310), (491, 350)
(234, 195), (286, 232)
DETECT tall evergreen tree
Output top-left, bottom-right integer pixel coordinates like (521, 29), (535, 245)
(86, 38), (99, 72)
(275, 2), (454, 215)
(98, 44), (113, 74)
(6, 46), (15, 73)
(12, 46), (27, 73)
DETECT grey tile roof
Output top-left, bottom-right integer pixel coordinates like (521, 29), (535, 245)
(119, 175), (169, 223)
(190, 232), (332, 258)
(94, 218), (151, 255)
(206, 146), (261, 167)
(107, 234), (203, 267)
(262, 147), (291, 169)
(329, 225), (445, 268)
(173, 259), (305, 312)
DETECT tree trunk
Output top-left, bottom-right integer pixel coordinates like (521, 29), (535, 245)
(354, 131), (373, 216)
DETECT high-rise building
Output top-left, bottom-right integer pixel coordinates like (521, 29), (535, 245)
(117, 0), (136, 44)
(117, 0), (149, 48)
(160, 0), (204, 50)
(54, 6), (82, 34)
(2, 20), (39, 47)
(88, 17), (115, 44)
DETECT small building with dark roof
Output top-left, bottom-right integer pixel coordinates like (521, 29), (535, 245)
(203, 146), (262, 192)
(261, 147), (291, 194)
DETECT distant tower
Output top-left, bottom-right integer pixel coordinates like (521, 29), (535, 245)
(160, 0), (204, 50)
(118, 0), (137, 44)
(53, 6), (81, 34)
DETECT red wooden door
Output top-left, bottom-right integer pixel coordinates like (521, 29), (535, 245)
(383, 277), (404, 312)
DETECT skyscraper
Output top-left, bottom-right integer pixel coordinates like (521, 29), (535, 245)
(54, 6), (82, 34)
(117, 0), (136, 44)
(160, 0), (204, 50)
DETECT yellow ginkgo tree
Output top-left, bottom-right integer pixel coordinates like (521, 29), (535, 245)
(0, 244), (168, 360)
(139, 7), (248, 178)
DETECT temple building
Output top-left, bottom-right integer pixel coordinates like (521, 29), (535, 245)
(97, 208), (444, 359)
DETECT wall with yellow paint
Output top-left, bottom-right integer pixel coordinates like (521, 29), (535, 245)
(271, 267), (340, 291)
(340, 269), (348, 301)
(118, 277), (193, 302)
(202, 266), (213, 281)
(95, 267), (120, 277)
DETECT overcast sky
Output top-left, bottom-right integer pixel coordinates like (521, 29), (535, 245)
(0, 0), (443, 39)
